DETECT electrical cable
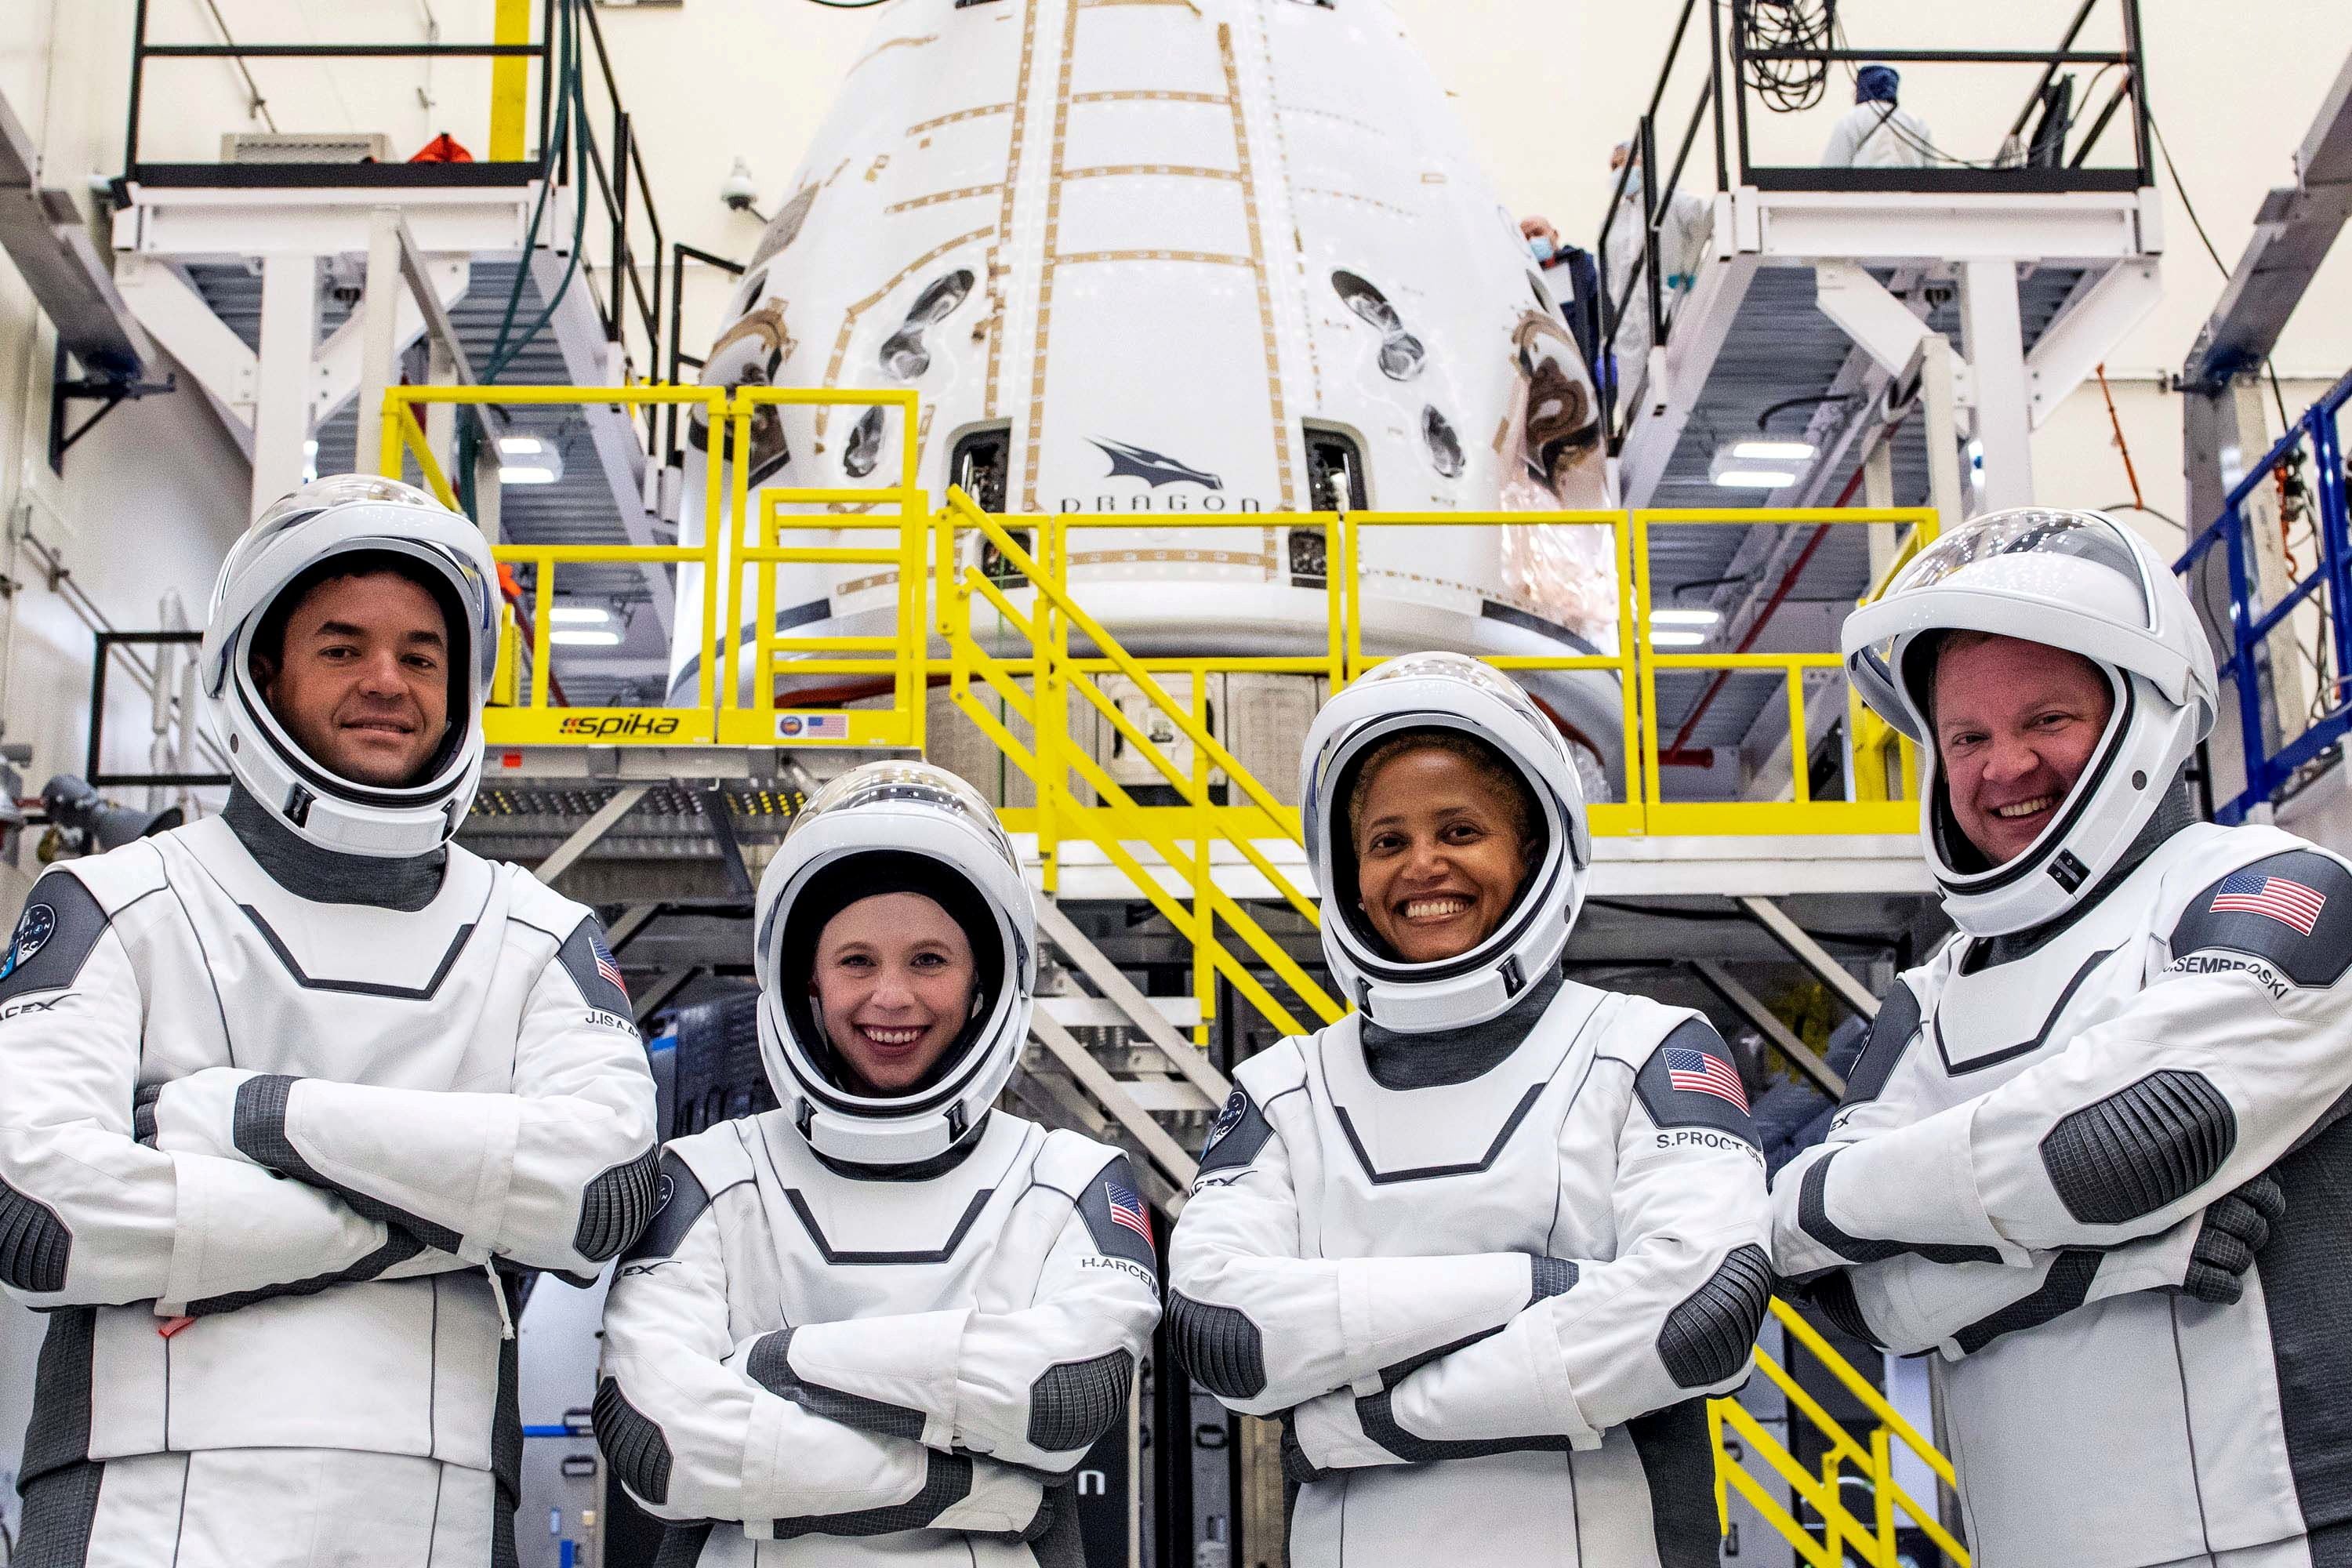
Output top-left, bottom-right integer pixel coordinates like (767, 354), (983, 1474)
(800, 0), (893, 6)
(1738, 0), (1838, 113)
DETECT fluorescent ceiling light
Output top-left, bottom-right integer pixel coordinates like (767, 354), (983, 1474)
(499, 434), (564, 486)
(548, 628), (621, 647)
(1650, 608), (1722, 626)
(1711, 468), (1796, 489)
(1731, 440), (1817, 462)
(548, 605), (611, 625)
(1649, 630), (1708, 648)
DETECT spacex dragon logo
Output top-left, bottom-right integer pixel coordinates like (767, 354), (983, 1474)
(1089, 437), (1224, 491)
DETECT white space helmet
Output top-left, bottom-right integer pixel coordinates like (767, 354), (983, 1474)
(201, 475), (499, 858)
(1301, 652), (1593, 1033)
(1843, 507), (2216, 937)
(752, 760), (1036, 1167)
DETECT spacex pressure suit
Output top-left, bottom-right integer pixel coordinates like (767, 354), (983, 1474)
(595, 763), (1162, 1566)
(1777, 508), (2352, 1568)
(0, 477), (660, 1568)
(1168, 655), (1773, 1568)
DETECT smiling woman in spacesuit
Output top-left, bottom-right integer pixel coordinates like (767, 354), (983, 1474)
(595, 760), (1162, 1568)
(1167, 652), (1772, 1568)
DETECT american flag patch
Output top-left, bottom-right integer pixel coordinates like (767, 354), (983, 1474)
(591, 931), (629, 997)
(1105, 1180), (1154, 1253)
(1665, 1047), (1750, 1112)
(2211, 870), (2328, 936)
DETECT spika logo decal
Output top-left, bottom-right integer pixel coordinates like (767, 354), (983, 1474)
(1208, 1088), (1247, 1146)
(0, 903), (55, 981)
(1089, 438), (1224, 491)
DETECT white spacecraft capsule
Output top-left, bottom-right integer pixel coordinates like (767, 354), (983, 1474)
(669, 0), (1622, 788)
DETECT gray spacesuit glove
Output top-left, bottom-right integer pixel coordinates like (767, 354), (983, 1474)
(2172, 1173), (2285, 1306)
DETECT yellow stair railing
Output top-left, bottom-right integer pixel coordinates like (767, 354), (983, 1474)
(1713, 1299), (1969, 1566)
(937, 488), (1343, 1040)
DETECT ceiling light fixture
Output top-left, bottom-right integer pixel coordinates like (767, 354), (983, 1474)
(547, 629), (621, 647)
(1650, 608), (1722, 626)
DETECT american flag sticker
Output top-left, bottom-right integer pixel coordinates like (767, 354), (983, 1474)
(1105, 1180), (1154, 1254)
(2210, 870), (2328, 936)
(1665, 1046), (1750, 1113)
(775, 712), (849, 741)
(591, 931), (629, 998)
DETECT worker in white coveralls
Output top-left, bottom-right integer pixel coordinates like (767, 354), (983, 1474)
(1602, 139), (1713, 379)
(0, 474), (661, 1567)
(1167, 652), (1772, 1568)
(594, 760), (1163, 1566)
(1775, 506), (2352, 1568)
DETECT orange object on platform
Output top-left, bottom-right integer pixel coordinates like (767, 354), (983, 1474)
(409, 133), (475, 164)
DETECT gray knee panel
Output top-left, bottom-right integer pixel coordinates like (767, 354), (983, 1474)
(575, 1146), (662, 1261)
(593, 1377), (674, 1506)
(1167, 1292), (1267, 1400)
(1028, 1348), (1135, 1451)
(1657, 1244), (1773, 1388)
(2040, 1069), (2237, 1225)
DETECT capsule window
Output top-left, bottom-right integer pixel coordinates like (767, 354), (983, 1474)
(1422, 407), (1464, 478)
(844, 405), (886, 479)
(1331, 270), (1423, 381)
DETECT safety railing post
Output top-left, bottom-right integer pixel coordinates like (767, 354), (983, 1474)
(1615, 510), (1644, 829)
(2224, 498), (2265, 815)
(1786, 666), (1810, 804)
(725, 395), (754, 724)
(1034, 514), (1060, 895)
(699, 390), (725, 726)
(1192, 663), (1214, 1052)
(1633, 513), (1664, 818)
(2310, 405), (2352, 716)
(1871, 1427), (1897, 1562)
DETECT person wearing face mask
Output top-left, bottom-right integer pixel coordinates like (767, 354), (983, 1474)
(0, 474), (660, 1566)
(1519, 216), (1601, 371)
(1601, 140), (1713, 379)
(1774, 508), (2352, 1568)
(1166, 652), (1770, 1567)
(594, 760), (1162, 1567)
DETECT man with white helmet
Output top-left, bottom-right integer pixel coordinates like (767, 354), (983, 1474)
(594, 760), (1161, 1566)
(0, 474), (659, 1566)
(1775, 507), (2352, 1567)
(1167, 652), (1770, 1567)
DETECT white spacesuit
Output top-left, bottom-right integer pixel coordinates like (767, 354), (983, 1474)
(1167, 654), (1772, 1568)
(595, 762), (1162, 1566)
(1602, 154), (1713, 376)
(1776, 509), (2352, 1568)
(0, 476), (660, 1568)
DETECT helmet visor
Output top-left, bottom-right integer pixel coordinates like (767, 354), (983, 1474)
(786, 761), (1016, 873)
(1860, 510), (2154, 684)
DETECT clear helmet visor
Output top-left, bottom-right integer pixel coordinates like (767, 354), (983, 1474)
(786, 760), (1017, 872)
(1861, 510), (2155, 688)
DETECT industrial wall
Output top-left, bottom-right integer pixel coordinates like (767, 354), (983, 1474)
(1, 0), (2349, 815)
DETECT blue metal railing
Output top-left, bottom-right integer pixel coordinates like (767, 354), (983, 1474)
(2176, 369), (2352, 823)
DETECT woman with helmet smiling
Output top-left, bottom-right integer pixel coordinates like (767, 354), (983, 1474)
(595, 760), (1161, 1567)
(1167, 652), (1771, 1568)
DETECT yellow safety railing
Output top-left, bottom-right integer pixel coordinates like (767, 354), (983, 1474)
(937, 489), (1343, 1040)
(1851, 517), (1936, 808)
(1708, 1299), (1969, 1567)
(378, 384), (929, 751)
(1635, 509), (1937, 837)
(1342, 510), (1642, 834)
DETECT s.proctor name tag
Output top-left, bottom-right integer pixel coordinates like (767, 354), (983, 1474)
(775, 713), (849, 740)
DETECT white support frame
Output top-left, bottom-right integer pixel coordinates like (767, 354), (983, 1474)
(2026, 258), (2163, 428)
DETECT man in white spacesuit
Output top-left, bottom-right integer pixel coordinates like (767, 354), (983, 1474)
(0, 474), (660, 1568)
(1775, 507), (2352, 1568)
(1167, 652), (1771, 1567)
(595, 760), (1161, 1566)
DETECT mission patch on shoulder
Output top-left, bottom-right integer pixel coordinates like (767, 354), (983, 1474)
(2169, 849), (2352, 990)
(1634, 1018), (1759, 1147)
